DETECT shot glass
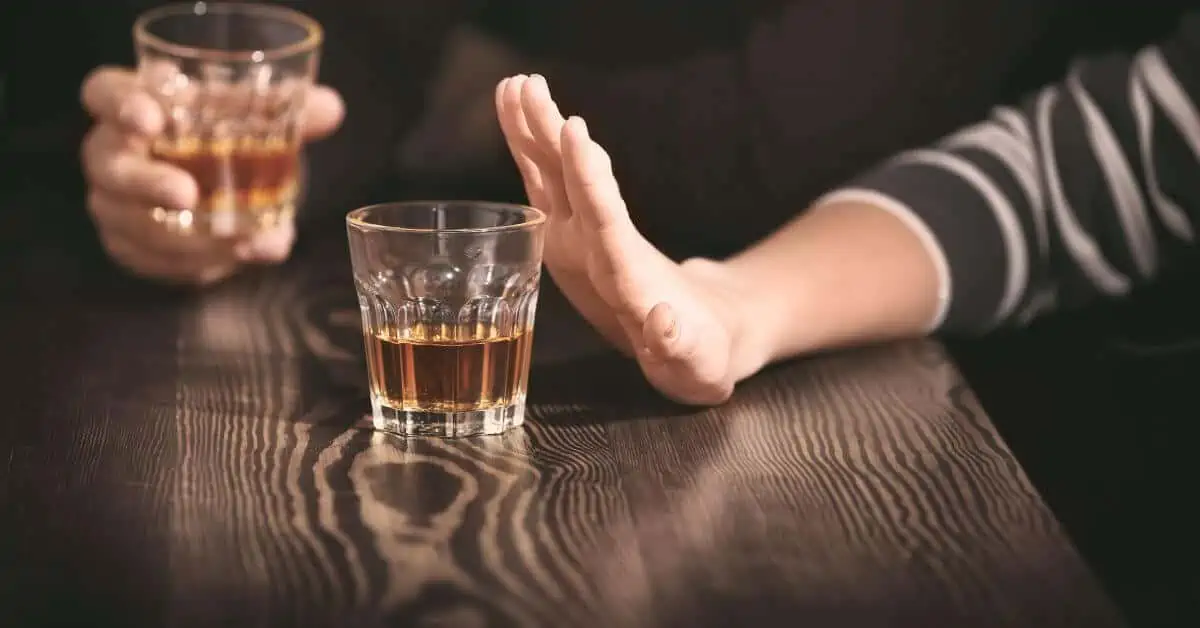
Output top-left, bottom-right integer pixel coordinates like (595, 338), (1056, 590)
(346, 202), (547, 437)
(134, 2), (322, 236)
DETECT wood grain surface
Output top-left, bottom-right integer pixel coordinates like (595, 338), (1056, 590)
(0, 245), (1124, 628)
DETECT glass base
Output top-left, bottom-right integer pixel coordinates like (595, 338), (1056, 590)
(151, 204), (295, 238)
(370, 397), (526, 438)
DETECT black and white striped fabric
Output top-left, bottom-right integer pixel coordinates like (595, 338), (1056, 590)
(820, 13), (1200, 334)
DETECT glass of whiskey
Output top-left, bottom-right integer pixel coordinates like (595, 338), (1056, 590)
(133, 2), (322, 237)
(346, 201), (547, 437)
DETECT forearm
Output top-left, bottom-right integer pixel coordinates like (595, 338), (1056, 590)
(722, 14), (1200, 371)
(720, 198), (943, 372)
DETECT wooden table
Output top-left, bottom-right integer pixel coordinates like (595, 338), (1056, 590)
(0, 241), (1125, 627)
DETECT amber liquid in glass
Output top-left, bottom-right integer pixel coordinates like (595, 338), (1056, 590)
(151, 135), (299, 224)
(363, 324), (535, 413)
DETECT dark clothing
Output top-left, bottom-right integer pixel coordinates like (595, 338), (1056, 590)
(841, 12), (1200, 334)
(0, 1), (1190, 258)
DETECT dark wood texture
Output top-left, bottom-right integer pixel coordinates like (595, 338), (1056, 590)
(0, 241), (1124, 628)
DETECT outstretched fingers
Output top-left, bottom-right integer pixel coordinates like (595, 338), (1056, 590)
(559, 114), (643, 296)
(495, 75), (571, 219)
(558, 113), (660, 335)
(519, 75), (566, 159)
(495, 76), (548, 209)
(559, 116), (632, 236)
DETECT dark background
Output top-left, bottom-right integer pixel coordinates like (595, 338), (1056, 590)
(3, 2), (1199, 625)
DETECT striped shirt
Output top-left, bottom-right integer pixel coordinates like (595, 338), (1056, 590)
(820, 13), (1200, 333)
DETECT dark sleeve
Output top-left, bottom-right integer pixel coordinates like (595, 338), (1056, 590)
(823, 13), (1200, 333)
(545, 0), (1063, 257)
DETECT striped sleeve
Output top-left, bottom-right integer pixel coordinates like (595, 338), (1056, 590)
(819, 14), (1200, 333)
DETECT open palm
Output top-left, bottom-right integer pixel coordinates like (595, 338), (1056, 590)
(494, 75), (757, 405)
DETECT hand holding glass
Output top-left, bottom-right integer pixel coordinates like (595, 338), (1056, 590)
(134, 2), (321, 236)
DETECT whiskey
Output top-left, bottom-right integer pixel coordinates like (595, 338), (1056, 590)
(149, 127), (299, 236)
(364, 325), (535, 414)
(152, 135), (300, 220)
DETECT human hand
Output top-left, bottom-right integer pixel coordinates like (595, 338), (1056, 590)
(79, 66), (344, 285)
(494, 74), (766, 405)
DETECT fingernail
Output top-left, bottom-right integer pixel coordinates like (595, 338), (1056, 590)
(662, 307), (678, 339)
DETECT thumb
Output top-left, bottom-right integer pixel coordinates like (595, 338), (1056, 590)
(642, 302), (691, 362)
(641, 301), (735, 405)
(300, 85), (345, 142)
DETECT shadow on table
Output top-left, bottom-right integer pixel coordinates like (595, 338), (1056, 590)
(527, 352), (696, 424)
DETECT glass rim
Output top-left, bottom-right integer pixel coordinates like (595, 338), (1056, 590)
(133, 2), (323, 64)
(346, 200), (547, 235)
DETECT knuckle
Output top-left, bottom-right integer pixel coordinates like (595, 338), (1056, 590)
(79, 128), (99, 171)
(80, 125), (106, 160)
(104, 155), (133, 191)
(124, 91), (165, 129)
(80, 126), (128, 186)
(515, 133), (543, 158)
(80, 66), (123, 111)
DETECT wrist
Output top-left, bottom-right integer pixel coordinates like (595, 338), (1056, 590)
(718, 197), (947, 364)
